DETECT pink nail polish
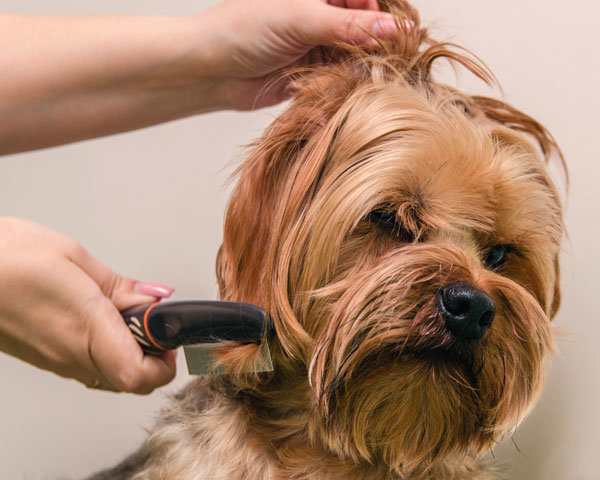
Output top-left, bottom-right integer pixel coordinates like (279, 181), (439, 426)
(135, 281), (175, 298)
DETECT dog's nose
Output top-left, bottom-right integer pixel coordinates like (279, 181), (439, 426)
(438, 283), (495, 340)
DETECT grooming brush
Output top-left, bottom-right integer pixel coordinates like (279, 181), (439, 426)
(121, 301), (274, 374)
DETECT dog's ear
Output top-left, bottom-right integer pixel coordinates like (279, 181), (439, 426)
(469, 95), (566, 172)
(217, 80), (343, 304)
(216, 76), (354, 364)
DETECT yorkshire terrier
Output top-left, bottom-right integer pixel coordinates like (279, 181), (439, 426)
(91, 1), (564, 478)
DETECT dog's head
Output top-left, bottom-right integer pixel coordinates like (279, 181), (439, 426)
(216, 1), (564, 474)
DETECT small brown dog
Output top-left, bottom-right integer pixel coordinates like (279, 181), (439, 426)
(92, 1), (564, 478)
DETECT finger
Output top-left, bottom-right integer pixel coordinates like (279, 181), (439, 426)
(67, 243), (138, 301)
(312, 4), (399, 46)
(109, 276), (176, 312)
(66, 246), (177, 392)
(134, 281), (174, 299)
(67, 244), (173, 309)
(346, 0), (380, 10)
(88, 297), (177, 394)
(326, 0), (380, 9)
(85, 379), (120, 392)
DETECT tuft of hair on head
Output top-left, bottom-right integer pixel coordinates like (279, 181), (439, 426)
(281, 0), (496, 101)
(272, 0), (565, 176)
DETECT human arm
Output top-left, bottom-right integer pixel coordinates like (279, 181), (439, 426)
(0, 0), (398, 155)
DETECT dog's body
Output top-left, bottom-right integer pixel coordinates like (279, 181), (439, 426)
(93, 377), (497, 479)
(91, 2), (564, 479)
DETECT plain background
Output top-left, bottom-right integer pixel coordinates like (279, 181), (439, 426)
(0, 1), (598, 478)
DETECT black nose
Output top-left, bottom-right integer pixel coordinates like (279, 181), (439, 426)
(438, 283), (495, 340)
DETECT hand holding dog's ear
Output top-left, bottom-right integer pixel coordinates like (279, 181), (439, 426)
(0, 217), (176, 394)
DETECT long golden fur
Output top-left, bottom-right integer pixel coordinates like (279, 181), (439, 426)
(91, 1), (565, 478)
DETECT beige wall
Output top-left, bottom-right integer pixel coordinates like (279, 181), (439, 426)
(0, 1), (598, 478)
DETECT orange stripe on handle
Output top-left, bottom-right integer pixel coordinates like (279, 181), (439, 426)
(143, 302), (166, 352)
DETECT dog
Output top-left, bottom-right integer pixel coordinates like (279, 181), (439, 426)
(91, 1), (565, 478)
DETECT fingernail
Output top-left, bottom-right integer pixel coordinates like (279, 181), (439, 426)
(134, 281), (174, 298)
(372, 17), (398, 38)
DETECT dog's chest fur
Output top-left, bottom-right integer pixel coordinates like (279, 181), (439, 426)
(92, 377), (497, 480)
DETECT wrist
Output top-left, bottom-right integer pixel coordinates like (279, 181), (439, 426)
(125, 15), (233, 114)
(167, 13), (238, 113)
(183, 7), (276, 112)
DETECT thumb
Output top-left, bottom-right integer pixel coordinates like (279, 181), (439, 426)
(67, 242), (174, 310)
(111, 278), (175, 311)
(312, 5), (405, 46)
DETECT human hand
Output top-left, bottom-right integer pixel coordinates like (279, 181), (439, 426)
(196, 0), (406, 110)
(0, 217), (176, 394)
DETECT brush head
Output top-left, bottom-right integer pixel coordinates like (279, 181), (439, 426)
(184, 341), (274, 375)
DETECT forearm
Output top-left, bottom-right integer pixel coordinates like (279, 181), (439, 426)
(0, 14), (227, 154)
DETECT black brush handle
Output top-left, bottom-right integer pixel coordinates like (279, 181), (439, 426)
(121, 301), (272, 356)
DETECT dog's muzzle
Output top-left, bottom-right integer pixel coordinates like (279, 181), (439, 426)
(438, 283), (495, 340)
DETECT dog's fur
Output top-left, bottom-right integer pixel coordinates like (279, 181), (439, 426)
(91, 2), (564, 478)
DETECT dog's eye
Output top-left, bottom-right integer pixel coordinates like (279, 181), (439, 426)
(484, 245), (510, 269)
(367, 209), (414, 242)
(369, 209), (396, 227)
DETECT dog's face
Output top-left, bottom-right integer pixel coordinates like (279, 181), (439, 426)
(300, 86), (561, 472)
(217, 6), (563, 475)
